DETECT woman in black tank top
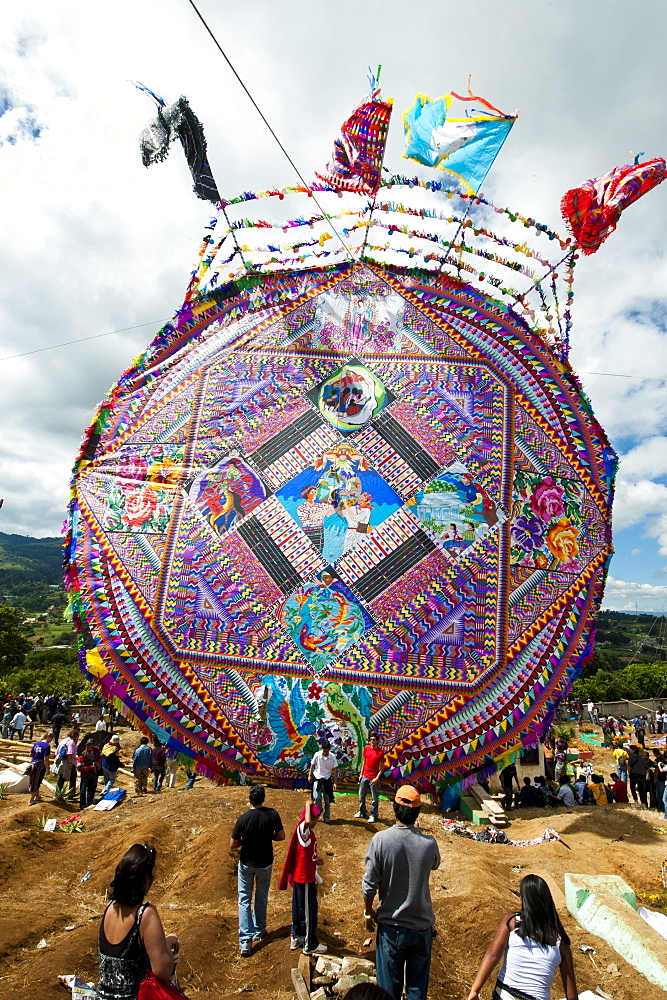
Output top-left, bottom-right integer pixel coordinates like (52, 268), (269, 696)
(98, 843), (180, 1000)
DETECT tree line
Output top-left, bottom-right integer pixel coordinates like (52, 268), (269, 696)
(0, 604), (87, 700)
(573, 656), (667, 703)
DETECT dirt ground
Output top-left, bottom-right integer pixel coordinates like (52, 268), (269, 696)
(1, 730), (667, 1000)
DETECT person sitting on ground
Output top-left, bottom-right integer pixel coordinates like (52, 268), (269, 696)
(533, 776), (551, 807)
(555, 776), (575, 808)
(609, 772), (629, 803)
(97, 843), (179, 1000)
(466, 873), (579, 1000)
(515, 776), (543, 808)
(589, 774), (608, 806)
(572, 774), (587, 805)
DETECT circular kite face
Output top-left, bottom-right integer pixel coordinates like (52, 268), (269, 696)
(67, 261), (615, 787)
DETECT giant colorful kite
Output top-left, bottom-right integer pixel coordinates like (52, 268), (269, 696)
(65, 85), (620, 789)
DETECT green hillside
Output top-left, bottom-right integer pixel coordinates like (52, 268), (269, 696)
(0, 530), (63, 579)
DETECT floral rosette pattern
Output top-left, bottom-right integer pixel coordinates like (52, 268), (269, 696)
(511, 472), (584, 573)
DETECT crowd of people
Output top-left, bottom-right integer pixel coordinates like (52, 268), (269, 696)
(2, 694), (179, 810)
(498, 738), (667, 818)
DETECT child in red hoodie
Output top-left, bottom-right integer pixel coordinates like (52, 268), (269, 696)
(279, 800), (326, 955)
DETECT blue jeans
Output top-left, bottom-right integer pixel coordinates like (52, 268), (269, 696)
(291, 881), (318, 952)
(102, 767), (117, 795)
(313, 780), (331, 820)
(375, 923), (433, 1000)
(358, 777), (379, 819)
(238, 862), (272, 948)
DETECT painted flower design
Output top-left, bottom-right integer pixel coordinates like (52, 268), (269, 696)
(534, 552), (549, 569)
(511, 514), (545, 553)
(546, 518), (580, 563)
(118, 453), (148, 485)
(121, 485), (158, 529)
(529, 476), (565, 522)
(307, 681), (324, 700)
(147, 455), (180, 485)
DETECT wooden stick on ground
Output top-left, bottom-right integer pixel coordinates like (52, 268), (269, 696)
(291, 968), (311, 1000)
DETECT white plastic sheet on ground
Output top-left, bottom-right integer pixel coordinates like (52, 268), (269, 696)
(0, 764), (30, 793)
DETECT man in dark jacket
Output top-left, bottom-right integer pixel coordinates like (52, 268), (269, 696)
(628, 744), (649, 806)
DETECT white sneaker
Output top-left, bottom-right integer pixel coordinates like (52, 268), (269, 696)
(304, 942), (328, 955)
(368, 816), (377, 822)
(290, 936), (304, 950)
(354, 811), (364, 818)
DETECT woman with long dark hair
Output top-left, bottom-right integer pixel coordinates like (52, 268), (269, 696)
(98, 843), (180, 1000)
(467, 874), (578, 1000)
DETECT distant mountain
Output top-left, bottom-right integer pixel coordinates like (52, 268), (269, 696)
(0, 531), (63, 582)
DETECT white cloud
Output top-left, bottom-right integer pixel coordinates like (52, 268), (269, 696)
(602, 576), (667, 614)
(613, 479), (667, 532)
(618, 437), (667, 481)
(630, 548), (642, 556)
(645, 512), (667, 558)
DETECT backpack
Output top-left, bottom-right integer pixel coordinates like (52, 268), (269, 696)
(57, 743), (69, 760)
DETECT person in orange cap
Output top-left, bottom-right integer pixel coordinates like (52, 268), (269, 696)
(362, 785), (440, 1000)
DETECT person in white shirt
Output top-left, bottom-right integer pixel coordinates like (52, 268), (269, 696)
(95, 717), (107, 732)
(10, 711), (27, 740)
(467, 874), (578, 1000)
(308, 741), (338, 822)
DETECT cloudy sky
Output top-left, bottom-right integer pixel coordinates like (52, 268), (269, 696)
(0, 1), (666, 613)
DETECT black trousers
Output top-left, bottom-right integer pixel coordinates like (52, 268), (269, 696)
(291, 882), (318, 951)
(630, 773), (647, 805)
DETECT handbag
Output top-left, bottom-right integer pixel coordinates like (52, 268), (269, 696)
(138, 973), (189, 1000)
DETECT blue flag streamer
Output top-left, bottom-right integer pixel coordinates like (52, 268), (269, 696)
(403, 93), (517, 193)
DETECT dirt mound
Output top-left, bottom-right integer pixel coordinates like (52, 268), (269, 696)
(1, 757), (666, 999)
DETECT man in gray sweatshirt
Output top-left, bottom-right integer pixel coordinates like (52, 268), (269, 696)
(362, 784), (440, 1000)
